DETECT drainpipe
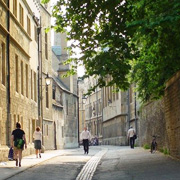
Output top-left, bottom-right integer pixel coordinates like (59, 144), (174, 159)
(134, 84), (137, 134)
(96, 82), (98, 137)
(6, 0), (11, 146)
(101, 87), (104, 144)
(36, 17), (43, 145)
(77, 78), (80, 147)
(127, 89), (130, 128)
(37, 25), (41, 126)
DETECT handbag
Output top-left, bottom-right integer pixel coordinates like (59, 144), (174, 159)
(8, 147), (14, 161)
(133, 134), (137, 139)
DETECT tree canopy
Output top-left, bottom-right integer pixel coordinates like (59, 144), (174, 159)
(43, 0), (180, 102)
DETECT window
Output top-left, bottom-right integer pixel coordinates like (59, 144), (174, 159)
(13, 0), (17, 17)
(31, 70), (33, 99)
(74, 101), (76, 117)
(27, 16), (31, 36)
(15, 55), (18, 92)
(20, 116), (23, 129)
(21, 61), (24, 95)
(18, 114), (20, 122)
(66, 100), (68, 115)
(62, 126), (64, 138)
(99, 99), (101, 115)
(14, 115), (16, 129)
(45, 33), (48, 59)
(32, 119), (36, 142)
(25, 64), (28, 97)
(116, 91), (119, 100)
(46, 124), (49, 136)
(52, 88), (56, 100)
(46, 85), (49, 108)
(28, 119), (31, 143)
(34, 72), (37, 102)
(1, 43), (6, 86)
(19, 4), (24, 26)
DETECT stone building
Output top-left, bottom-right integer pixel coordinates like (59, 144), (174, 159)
(82, 76), (103, 143)
(102, 79), (128, 145)
(78, 79), (86, 138)
(80, 76), (139, 146)
(0, 0), (53, 161)
(52, 32), (79, 148)
(37, 0), (54, 150)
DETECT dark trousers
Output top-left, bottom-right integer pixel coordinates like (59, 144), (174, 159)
(130, 137), (135, 148)
(83, 139), (89, 154)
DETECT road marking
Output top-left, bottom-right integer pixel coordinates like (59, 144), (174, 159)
(76, 149), (107, 180)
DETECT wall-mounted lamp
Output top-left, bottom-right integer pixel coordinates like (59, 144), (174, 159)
(45, 73), (51, 86)
(82, 95), (87, 104)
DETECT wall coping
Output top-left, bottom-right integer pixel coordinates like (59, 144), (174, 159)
(166, 71), (180, 89)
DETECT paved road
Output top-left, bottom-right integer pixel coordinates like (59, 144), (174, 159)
(1, 146), (180, 180)
(93, 146), (180, 180)
(4, 147), (100, 180)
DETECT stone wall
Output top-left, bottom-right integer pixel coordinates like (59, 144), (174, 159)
(102, 116), (127, 146)
(138, 71), (180, 159)
(138, 99), (168, 150)
(165, 71), (180, 159)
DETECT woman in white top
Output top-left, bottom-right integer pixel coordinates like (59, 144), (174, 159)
(33, 126), (42, 158)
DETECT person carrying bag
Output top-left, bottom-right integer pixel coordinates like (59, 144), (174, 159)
(11, 122), (27, 167)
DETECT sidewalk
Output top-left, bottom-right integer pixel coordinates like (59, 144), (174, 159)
(0, 149), (68, 180)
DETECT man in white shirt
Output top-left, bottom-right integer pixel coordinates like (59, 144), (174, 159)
(127, 126), (136, 149)
(80, 127), (91, 154)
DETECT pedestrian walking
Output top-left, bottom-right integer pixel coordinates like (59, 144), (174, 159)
(11, 122), (27, 167)
(127, 126), (136, 149)
(33, 126), (42, 158)
(80, 127), (91, 154)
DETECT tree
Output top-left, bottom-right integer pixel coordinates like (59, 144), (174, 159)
(43, 0), (180, 102)
(128, 0), (180, 101)
(43, 0), (133, 92)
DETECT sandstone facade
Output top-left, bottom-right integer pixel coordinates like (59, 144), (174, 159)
(0, 0), (53, 161)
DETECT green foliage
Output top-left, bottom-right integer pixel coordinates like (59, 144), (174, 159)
(160, 148), (164, 153)
(128, 0), (180, 101)
(46, 0), (180, 101)
(163, 148), (170, 155)
(143, 144), (150, 149)
(160, 147), (170, 155)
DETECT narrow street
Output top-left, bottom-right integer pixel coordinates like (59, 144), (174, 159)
(93, 146), (180, 180)
(1, 146), (180, 180)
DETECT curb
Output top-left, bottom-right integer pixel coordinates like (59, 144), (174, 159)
(1, 151), (65, 180)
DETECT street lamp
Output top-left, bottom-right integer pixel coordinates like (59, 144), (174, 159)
(38, 73), (52, 147)
(45, 73), (51, 86)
